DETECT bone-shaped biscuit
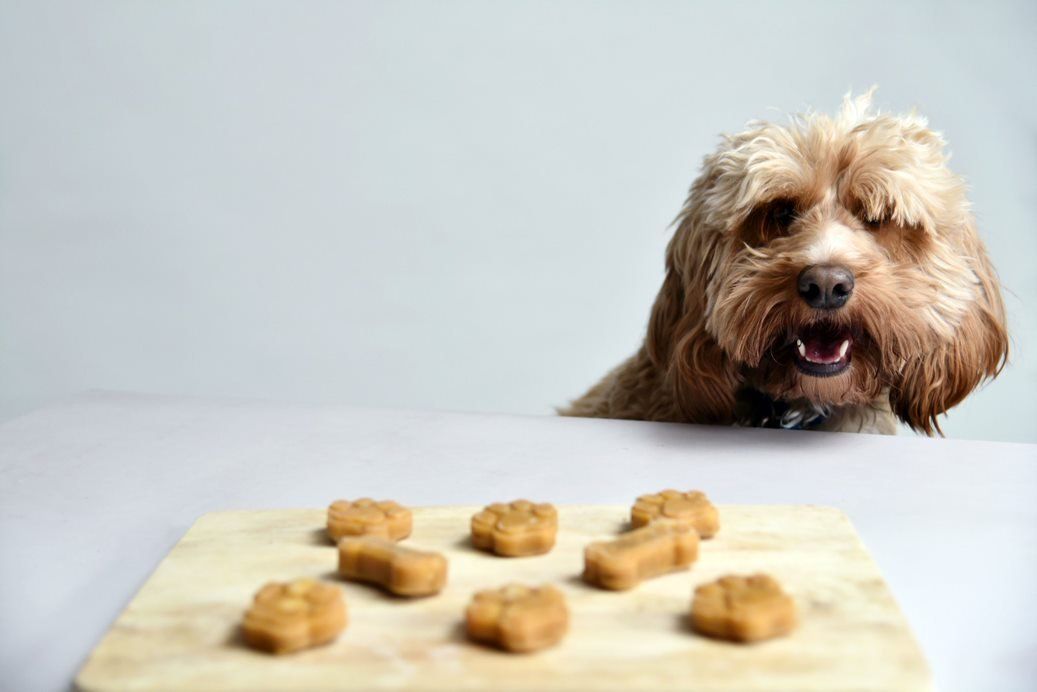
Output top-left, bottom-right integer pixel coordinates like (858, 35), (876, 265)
(631, 489), (719, 538)
(583, 522), (699, 590)
(337, 536), (447, 597)
(465, 584), (569, 652)
(690, 573), (797, 642)
(327, 498), (412, 542)
(470, 500), (558, 557)
(241, 579), (347, 654)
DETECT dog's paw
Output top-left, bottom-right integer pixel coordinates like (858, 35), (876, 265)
(470, 500), (558, 556)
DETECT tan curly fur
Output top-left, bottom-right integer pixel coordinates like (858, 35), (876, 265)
(563, 90), (1007, 435)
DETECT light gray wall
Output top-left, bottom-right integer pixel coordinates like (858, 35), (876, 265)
(1, 1), (1034, 442)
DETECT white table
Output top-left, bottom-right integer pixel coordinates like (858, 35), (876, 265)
(0, 391), (1034, 691)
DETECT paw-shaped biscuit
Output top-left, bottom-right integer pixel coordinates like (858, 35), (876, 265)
(465, 584), (568, 652)
(691, 574), (796, 642)
(327, 498), (412, 542)
(631, 489), (719, 538)
(338, 536), (448, 597)
(583, 522), (699, 590)
(242, 579), (347, 654)
(471, 500), (558, 557)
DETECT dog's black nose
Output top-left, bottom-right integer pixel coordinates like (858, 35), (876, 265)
(797, 265), (854, 309)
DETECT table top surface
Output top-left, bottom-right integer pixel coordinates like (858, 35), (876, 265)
(1, 390), (1035, 692)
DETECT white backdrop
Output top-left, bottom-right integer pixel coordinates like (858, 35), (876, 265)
(1, 1), (1034, 442)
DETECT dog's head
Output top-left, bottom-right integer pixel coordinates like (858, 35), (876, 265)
(647, 91), (1007, 434)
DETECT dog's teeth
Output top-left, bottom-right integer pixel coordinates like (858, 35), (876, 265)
(796, 339), (806, 358)
(838, 339), (850, 359)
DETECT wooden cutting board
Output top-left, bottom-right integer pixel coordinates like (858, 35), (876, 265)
(75, 505), (931, 691)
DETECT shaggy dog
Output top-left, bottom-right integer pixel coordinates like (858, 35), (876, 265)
(563, 91), (1007, 434)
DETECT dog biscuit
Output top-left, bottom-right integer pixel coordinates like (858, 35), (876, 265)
(583, 522), (699, 590)
(465, 584), (569, 653)
(241, 579), (347, 654)
(471, 500), (558, 557)
(337, 535), (447, 596)
(327, 498), (412, 542)
(631, 489), (719, 538)
(691, 574), (797, 642)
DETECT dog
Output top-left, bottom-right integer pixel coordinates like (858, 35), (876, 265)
(563, 91), (1007, 435)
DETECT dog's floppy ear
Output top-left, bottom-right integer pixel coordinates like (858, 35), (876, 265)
(645, 235), (739, 424)
(890, 239), (1008, 435)
(645, 261), (685, 367)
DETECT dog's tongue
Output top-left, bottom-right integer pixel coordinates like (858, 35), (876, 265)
(796, 328), (852, 364)
(803, 337), (844, 363)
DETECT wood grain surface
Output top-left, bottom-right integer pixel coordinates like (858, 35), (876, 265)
(75, 505), (931, 691)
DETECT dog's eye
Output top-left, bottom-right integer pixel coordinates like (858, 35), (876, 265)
(769, 201), (797, 229)
(864, 215), (886, 230)
(861, 208), (892, 230)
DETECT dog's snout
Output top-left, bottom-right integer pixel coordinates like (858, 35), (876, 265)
(797, 265), (854, 309)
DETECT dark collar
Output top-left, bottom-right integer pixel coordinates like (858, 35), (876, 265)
(734, 388), (828, 430)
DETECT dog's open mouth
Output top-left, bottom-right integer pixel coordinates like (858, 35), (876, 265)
(793, 323), (852, 377)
